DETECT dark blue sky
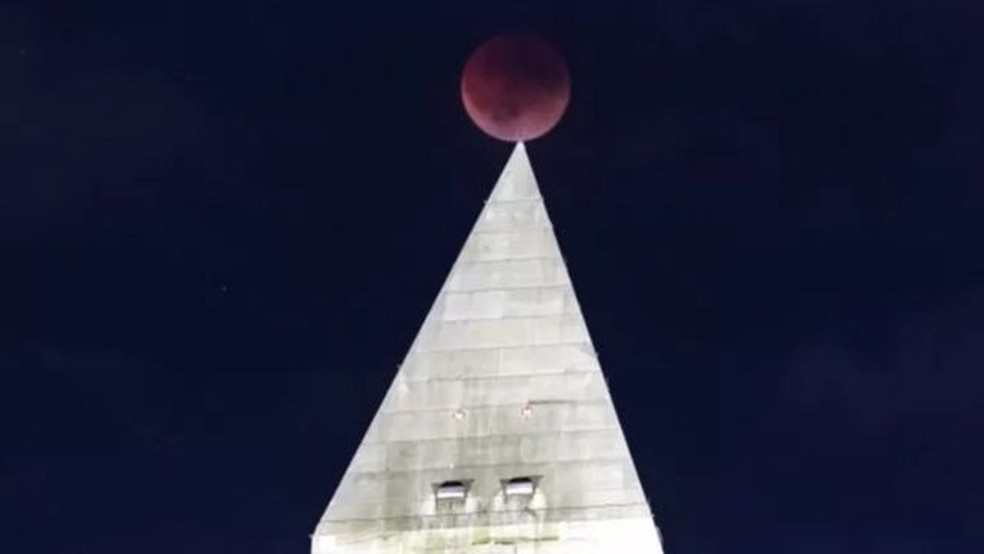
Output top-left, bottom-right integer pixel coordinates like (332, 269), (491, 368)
(2, 0), (982, 552)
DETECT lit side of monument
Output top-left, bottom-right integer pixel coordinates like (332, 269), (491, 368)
(311, 143), (665, 553)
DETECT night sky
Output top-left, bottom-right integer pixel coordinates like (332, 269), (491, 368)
(3, 0), (983, 552)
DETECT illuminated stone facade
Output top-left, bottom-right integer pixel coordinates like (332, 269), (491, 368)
(312, 144), (664, 553)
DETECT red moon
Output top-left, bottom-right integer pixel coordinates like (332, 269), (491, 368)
(461, 35), (570, 142)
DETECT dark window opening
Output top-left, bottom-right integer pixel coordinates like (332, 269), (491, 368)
(504, 476), (535, 497)
(435, 480), (468, 500)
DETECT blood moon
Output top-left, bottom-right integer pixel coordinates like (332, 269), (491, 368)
(461, 35), (570, 142)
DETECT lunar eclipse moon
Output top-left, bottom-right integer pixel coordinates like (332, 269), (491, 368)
(461, 35), (570, 142)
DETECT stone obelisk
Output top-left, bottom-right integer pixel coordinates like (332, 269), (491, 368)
(311, 143), (664, 553)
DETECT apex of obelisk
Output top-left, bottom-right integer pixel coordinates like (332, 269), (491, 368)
(488, 142), (541, 203)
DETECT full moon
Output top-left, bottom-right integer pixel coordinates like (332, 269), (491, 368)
(461, 35), (570, 142)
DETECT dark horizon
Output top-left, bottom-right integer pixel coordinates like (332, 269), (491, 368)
(2, 1), (983, 552)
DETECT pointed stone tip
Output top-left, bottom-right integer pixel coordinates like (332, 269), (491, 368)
(489, 140), (539, 203)
(509, 141), (529, 162)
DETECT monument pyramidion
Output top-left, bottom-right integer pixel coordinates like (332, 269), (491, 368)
(311, 143), (665, 553)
